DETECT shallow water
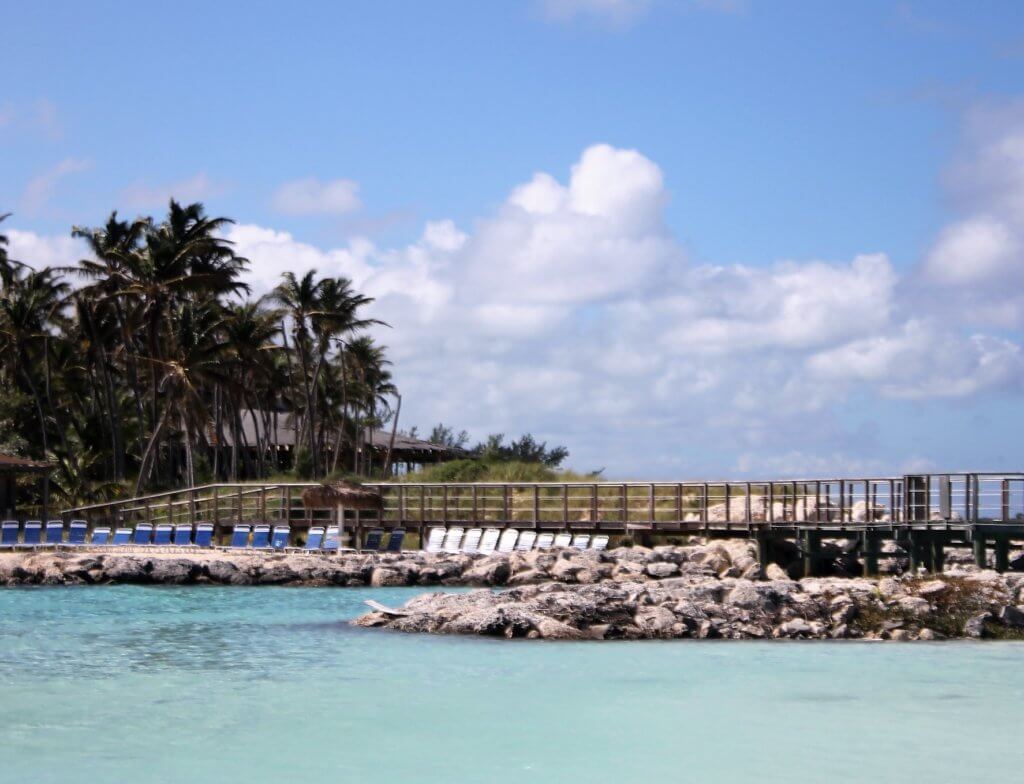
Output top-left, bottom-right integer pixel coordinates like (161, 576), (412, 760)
(1, 586), (1022, 783)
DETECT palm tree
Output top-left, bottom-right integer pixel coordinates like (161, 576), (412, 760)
(271, 270), (325, 475)
(345, 336), (397, 475)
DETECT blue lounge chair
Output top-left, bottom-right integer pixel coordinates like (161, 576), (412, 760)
(362, 528), (384, 552)
(386, 528), (406, 553)
(251, 524), (271, 549)
(112, 527), (132, 545)
(1, 521), (19, 547)
(19, 521), (42, 547)
(90, 527), (111, 545)
(173, 524), (192, 546)
(194, 523), (214, 547)
(133, 523), (153, 545)
(270, 525), (290, 549)
(68, 520), (88, 545)
(322, 526), (341, 551)
(153, 524), (173, 546)
(303, 526), (325, 551)
(45, 520), (64, 545)
(228, 524), (251, 548)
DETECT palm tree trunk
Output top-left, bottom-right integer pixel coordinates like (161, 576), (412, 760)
(382, 394), (401, 479)
(135, 402), (174, 495)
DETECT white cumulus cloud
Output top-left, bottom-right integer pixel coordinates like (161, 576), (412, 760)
(272, 177), (362, 215)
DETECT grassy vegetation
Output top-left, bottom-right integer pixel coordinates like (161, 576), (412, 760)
(855, 576), (1024, 639)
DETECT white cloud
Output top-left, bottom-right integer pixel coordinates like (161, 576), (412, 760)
(915, 100), (1024, 328)
(225, 142), (1024, 475)
(120, 172), (224, 210)
(923, 216), (1018, 285)
(5, 229), (86, 270)
(272, 177), (361, 216)
(17, 131), (1024, 476)
(21, 157), (91, 215)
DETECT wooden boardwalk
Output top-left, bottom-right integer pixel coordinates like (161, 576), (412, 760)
(61, 472), (1024, 573)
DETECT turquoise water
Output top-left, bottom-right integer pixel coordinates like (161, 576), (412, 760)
(1, 587), (1022, 783)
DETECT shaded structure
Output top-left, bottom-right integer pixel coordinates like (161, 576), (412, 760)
(0, 454), (52, 518)
(210, 409), (460, 477)
(301, 481), (383, 550)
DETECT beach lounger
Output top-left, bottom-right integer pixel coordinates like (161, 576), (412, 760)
(90, 527), (111, 545)
(173, 524), (193, 546)
(194, 523), (214, 547)
(362, 528), (384, 551)
(19, 521), (42, 548)
(153, 524), (174, 546)
(590, 534), (609, 551)
(112, 527), (132, 545)
(303, 526), (325, 551)
(270, 525), (290, 549)
(1, 521), (19, 547)
(133, 523), (153, 545)
(442, 526), (465, 554)
(553, 532), (572, 548)
(515, 531), (537, 551)
(68, 520), (88, 545)
(251, 524), (271, 549)
(228, 524), (251, 548)
(45, 520), (64, 545)
(477, 528), (500, 555)
(535, 532), (555, 550)
(496, 528), (519, 553)
(571, 533), (591, 549)
(460, 527), (483, 554)
(322, 526), (341, 551)
(385, 528), (405, 552)
(424, 527), (446, 553)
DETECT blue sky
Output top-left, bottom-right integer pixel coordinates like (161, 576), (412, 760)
(3, 0), (1024, 477)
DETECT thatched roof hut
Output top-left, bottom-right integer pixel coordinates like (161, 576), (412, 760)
(301, 481), (382, 512)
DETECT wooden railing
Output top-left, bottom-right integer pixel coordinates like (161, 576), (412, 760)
(59, 473), (1024, 531)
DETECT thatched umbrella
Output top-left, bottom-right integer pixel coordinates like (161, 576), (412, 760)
(301, 481), (382, 552)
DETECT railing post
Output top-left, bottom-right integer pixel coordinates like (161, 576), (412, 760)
(648, 483), (655, 527)
(675, 484), (682, 523)
(472, 485), (478, 525)
(562, 484), (569, 529)
(398, 485), (406, 526)
(213, 487), (220, 527)
(532, 485), (539, 529)
(420, 485), (426, 524)
(1001, 478), (1010, 522)
(502, 485), (509, 524)
(591, 484), (599, 527)
(442, 485), (449, 525)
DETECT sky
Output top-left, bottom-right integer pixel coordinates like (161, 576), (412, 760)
(2, 0), (1024, 478)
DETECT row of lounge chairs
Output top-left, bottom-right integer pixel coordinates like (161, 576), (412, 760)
(0, 519), (405, 553)
(424, 527), (609, 555)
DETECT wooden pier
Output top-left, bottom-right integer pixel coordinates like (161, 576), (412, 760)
(61, 472), (1024, 574)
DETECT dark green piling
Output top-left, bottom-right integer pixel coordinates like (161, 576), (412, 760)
(995, 537), (1009, 573)
(973, 532), (987, 569)
(861, 532), (880, 576)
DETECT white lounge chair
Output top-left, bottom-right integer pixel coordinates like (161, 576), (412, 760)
(515, 531), (537, 551)
(535, 532), (555, 550)
(553, 532), (572, 548)
(478, 528), (500, 555)
(461, 528), (483, 554)
(442, 527), (465, 554)
(590, 534), (609, 551)
(425, 527), (446, 553)
(571, 533), (591, 549)
(496, 529), (519, 553)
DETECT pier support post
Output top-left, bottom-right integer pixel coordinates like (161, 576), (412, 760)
(907, 533), (921, 574)
(861, 532), (880, 576)
(801, 531), (820, 577)
(755, 530), (770, 577)
(995, 537), (1009, 573)
(929, 535), (945, 574)
(973, 532), (987, 569)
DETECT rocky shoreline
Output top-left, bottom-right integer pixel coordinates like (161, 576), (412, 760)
(3, 541), (1023, 641)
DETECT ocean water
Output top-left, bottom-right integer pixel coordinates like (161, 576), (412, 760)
(1, 587), (1022, 784)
